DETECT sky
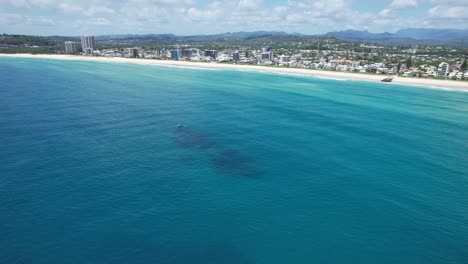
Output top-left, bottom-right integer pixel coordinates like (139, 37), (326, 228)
(0, 0), (467, 36)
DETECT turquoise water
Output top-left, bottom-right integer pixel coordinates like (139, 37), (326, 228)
(1, 57), (467, 263)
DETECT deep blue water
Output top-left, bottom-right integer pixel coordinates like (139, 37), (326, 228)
(1, 57), (467, 264)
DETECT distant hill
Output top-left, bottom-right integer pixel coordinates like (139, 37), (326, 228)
(95, 29), (468, 46)
(2, 29), (467, 50)
(95, 31), (293, 42)
(325, 28), (468, 46)
(394, 28), (468, 40)
(213, 31), (290, 38)
(324, 30), (395, 41)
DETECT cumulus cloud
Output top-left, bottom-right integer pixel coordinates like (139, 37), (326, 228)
(379, 0), (418, 18)
(84, 5), (114, 16)
(238, 0), (263, 10)
(426, 0), (466, 3)
(3, 0), (30, 8)
(0, 13), (25, 25)
(0, 0), (467, 35)
(0, 0), (115, 16)
(0, 12), (55, 26)
(428, 5), (468, 18)
(389, 0), (418, 9)
(425, 0), (468, 19)
(78, 17), (111, 26)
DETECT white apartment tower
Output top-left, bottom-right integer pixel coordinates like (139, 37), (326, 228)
(438, 62), (449, 78)
(261, 47), (273, 61)
(64, 41), (77, 54)
(80, 35), (96, 55)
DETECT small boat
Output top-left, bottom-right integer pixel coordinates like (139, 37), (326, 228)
(381, 77), (394, 83)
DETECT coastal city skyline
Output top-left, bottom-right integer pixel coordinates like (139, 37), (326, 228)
(49, 32), (465, 82)
(0, 0), (467, 35)
(2, 1), (468, 263)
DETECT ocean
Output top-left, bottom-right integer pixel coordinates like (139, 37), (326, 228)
(1, 57), (467, 264)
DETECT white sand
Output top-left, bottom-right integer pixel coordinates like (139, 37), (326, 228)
(1, 53), (467, 92)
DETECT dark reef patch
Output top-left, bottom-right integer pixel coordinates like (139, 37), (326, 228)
(176, 128), (217, 149)
(212, 149), (260, 177)
(175, 127), (260, 177)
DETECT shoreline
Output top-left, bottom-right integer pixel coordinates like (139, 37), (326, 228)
(1, 53), (467, 92)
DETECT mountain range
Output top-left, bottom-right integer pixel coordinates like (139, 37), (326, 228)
(94, 28), (468, 46)
(324, 28), (468, 45)
(3, 28), (468, 48)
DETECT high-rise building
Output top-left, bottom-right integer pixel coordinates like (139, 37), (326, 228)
(64, 41), (77, 54)
(125, 48), (139, 58)
(438, 62), (449, 77)
(80, 35), (96, 55)
(279, 55), (290, 64)
(182, 48), (199, 58)
(171, 49), (180, 60)
(205, 50), (218, 59)
(181, 49), (192, 58)
(261, 53), (271, 61)
(185, 48), (200, 58)
(233, 51), (240, 61)
(261, 47), (273, 61)
(159, 49), (168, 57)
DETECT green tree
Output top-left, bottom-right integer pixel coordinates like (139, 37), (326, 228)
(461, 58), (467, 70)
(407, 56), (412, 67)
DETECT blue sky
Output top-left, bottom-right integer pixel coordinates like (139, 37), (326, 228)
(0, 0), (467, 36)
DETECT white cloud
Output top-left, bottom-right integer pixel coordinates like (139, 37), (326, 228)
(0, 0), (467, 35)
(428, 5), (468, 18)
(187, 7), (220, 22)
(81, 17), (111, 26)
(117, 0), (198, 27)
(238, 0), (262, 10)
(5, 0), (30, 8)
(124, 0), (194, 7)
(0, 0), (115, 16)
(57, 2), (83, 13)
(0, 12), (55, 26)
(426, 0), (466, 4)
(379, 8), (391, 17)
(379, 0), (418, 19)
(84, 5), (114, 16)
(0, 13), (24, 25)
(389, 0), (418, 9)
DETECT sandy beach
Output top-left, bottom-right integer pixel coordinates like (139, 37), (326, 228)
(1, 53), (467, 92)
